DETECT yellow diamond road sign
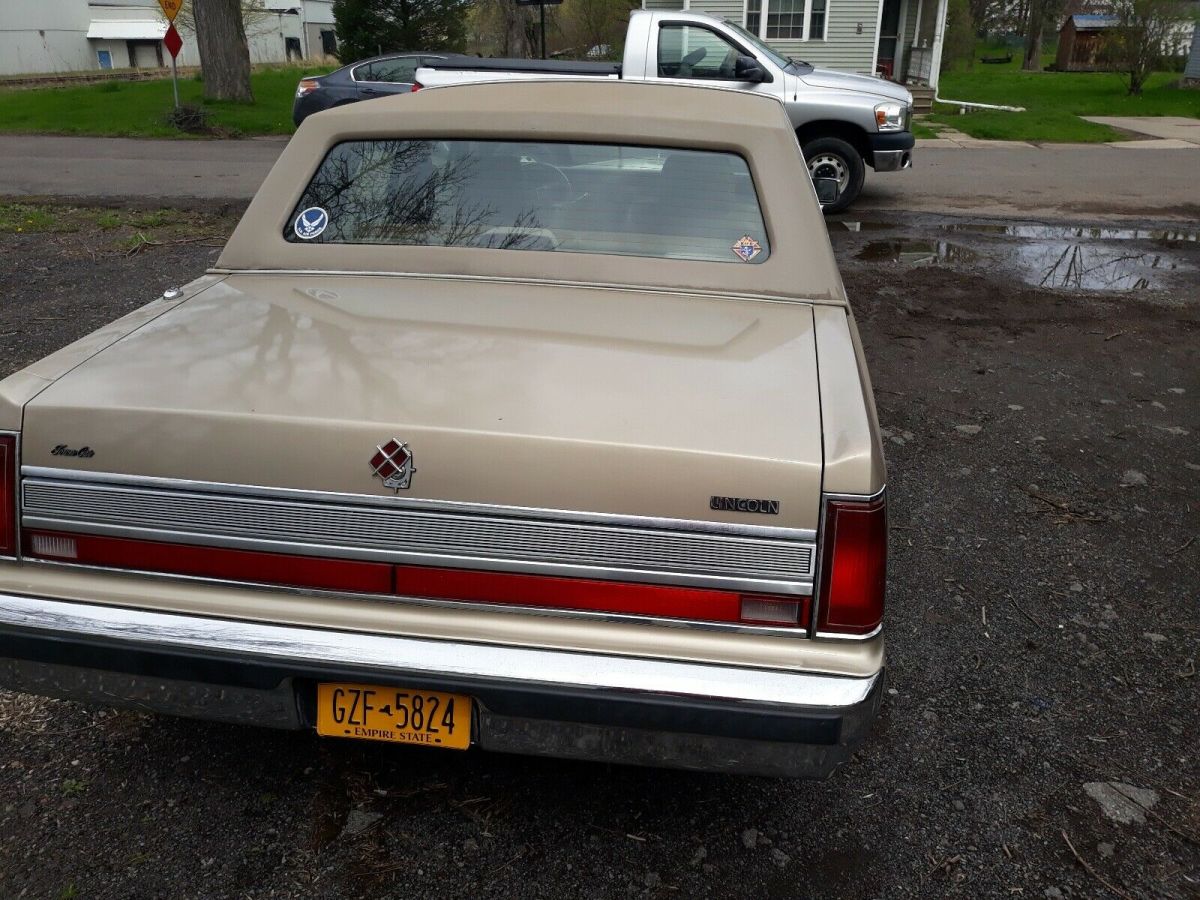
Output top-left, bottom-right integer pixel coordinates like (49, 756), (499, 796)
(158, 0), (183, 21)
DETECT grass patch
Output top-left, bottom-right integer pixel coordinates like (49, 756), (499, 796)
(911, 120), (940, 139)
(0, 66), (331, 138)
(930, 59), (1200, 142)
(0, 203), (76, 233)
(0, 201), (237, 253)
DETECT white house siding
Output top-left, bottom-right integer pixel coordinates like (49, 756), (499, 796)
(0, 0), (313, 75)
(301, 0), (338, 58)
(0, 0), (93, 75)
(640, 0), (882, 73)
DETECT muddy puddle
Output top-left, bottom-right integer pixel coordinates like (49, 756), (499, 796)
(856, 240), (978, 265)
(842, 219), (1194, 292)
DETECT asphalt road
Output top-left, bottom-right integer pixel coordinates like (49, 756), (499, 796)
(1, 134), (1198, 220)
(0, 205), (1197, 898)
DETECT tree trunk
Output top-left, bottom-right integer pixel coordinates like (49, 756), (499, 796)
(1022, 1), (1044, 71)
(193, 0), (254, 103)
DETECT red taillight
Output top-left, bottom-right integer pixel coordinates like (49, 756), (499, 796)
(22, 525), (811, 628)
(816, 495), (887, 636)
(0, 435), (14, 556)
(410, 81), (422, 93)
(25, 531), (393, 594)
(395, 564), (809, 627)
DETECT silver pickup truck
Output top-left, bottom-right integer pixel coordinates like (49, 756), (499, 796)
(416, 9), (914, 213)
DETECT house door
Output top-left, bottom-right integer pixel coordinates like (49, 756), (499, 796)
(876, 0), (903, 78)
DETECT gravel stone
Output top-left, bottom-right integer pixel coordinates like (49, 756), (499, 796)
(1084, 782), (1159, 825)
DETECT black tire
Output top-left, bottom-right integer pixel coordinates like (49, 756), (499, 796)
(802, 136), (866, 214)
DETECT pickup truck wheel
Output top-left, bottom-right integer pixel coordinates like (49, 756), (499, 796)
(802, 137), (865, 214)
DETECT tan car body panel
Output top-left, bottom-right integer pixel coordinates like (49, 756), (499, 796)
(813, 305), (887, 495)
(0, 276), (224, 432)
(20, 272), (825, 529)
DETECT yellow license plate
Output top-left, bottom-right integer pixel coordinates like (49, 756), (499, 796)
(316, 683), (472, 750)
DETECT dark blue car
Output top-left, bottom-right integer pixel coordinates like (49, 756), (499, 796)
(292, 52), (464, 126)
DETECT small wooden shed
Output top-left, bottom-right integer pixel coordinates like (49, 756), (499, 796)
(1055, 14), (1119, 71)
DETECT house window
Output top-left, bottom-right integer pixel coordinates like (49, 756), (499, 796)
(809, 0), (828, 40)
(746, 0), (762, 35)
(766, 0), (806, 39)
(745, 0), (830, 41)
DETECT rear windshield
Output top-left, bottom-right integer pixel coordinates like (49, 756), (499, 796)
(284, 140), (770, 264)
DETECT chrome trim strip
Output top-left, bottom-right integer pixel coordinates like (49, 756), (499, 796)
(21, 467), (815, 541)
(815, 623), (884, 641)
(21, 475), (816, 594)
(203, 267), (843, 308)
(19, 557), (816, 638)
(0, 593), (878, 709)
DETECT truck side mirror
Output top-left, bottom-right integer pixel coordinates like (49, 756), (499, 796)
(812, 177), (839, 206)
(734, 55), (768, 83)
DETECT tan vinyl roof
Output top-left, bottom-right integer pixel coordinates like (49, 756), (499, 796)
(216, 80), (846, 304)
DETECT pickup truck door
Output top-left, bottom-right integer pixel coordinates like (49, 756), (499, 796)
(642, 21), (778, 99)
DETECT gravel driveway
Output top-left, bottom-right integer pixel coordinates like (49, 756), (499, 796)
(0, 203), (1196, 899)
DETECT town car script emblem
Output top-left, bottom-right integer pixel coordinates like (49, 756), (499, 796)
(370, 439), (416, 492)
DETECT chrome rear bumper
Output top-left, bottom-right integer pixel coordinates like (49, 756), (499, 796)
(0, 593), (882, 778)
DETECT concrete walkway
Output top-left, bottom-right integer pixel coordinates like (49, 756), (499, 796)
(918, 121), (1200, 150)
(1082, 116), (1200, 145)
(1, 133), (1198, 221)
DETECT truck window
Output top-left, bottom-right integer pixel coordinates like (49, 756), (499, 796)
(284, 139), (771, 264)
(657, 25), (743, 80)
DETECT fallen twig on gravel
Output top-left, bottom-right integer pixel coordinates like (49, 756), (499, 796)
(1111, 784), (1200, 847)
(1168, 536), (1195, 556)
(1061, 829), (1132, 899)
(1019, 485), (1106, 524)
(125, 232), (225, 257)
(1006, 592), (1043, 628)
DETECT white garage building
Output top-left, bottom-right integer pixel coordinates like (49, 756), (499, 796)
(0, 0), (339, 77)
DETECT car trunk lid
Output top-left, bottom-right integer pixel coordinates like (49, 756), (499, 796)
(20, 273), (824, 531)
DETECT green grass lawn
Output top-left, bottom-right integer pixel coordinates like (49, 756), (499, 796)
(929, 46), (1200, 142)
(0, 66), (329, 138)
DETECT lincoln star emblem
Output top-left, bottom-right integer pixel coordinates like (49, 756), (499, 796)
(370, 439), (416, 492)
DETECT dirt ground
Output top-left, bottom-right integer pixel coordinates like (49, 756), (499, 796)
(0, 201), (1196, 900)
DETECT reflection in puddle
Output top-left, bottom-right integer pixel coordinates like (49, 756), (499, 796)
(1015, 242), (1176, 291)
(939, 223), (1200, 243)
(856, 240), (979, 265)
(834, 221), (894, 232)
(847, 220), (1192, 292)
